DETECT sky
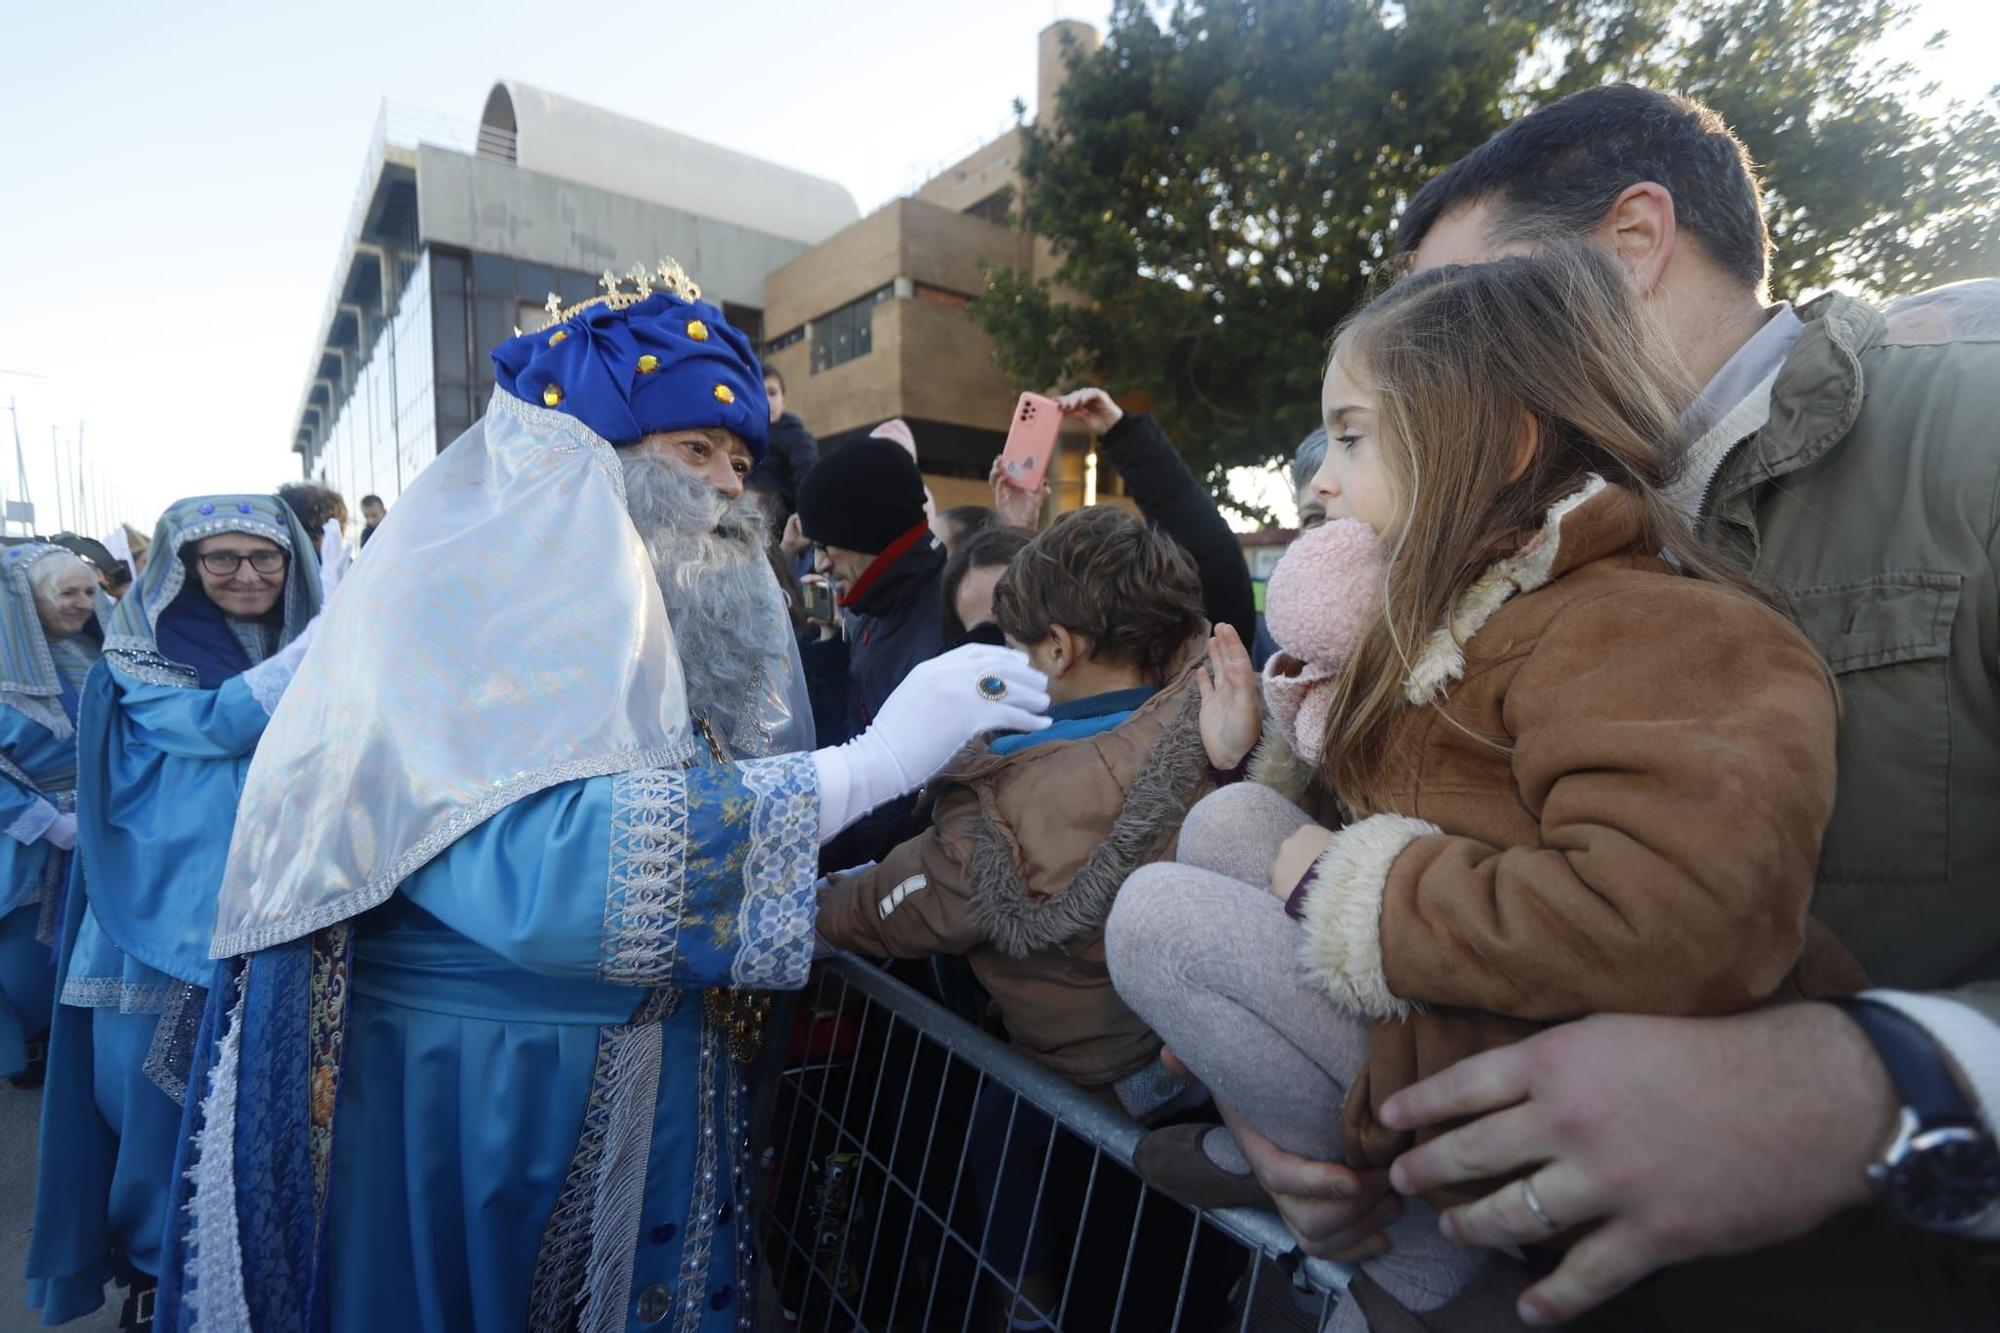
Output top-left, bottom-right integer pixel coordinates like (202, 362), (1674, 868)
(0, 0), (1992, 535)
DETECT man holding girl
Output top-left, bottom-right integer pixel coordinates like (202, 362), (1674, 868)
(1152, 84), (1999, 1331)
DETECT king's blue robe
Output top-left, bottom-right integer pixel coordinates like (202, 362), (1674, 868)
(162, 751), (820, 1333)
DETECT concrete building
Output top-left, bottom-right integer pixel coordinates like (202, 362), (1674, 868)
(291, 85), (858, 503)
(760, 20), (1127, 514)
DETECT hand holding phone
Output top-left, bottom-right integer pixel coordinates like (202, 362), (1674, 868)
(801, 576), (839, 624)
(997, 392), (1062, 492)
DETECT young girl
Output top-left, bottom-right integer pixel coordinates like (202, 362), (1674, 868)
(1104, 244), (1866, 1329)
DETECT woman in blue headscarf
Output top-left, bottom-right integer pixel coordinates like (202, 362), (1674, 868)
(0, 544), (101, 1086)
(27, 495), (321, 1326)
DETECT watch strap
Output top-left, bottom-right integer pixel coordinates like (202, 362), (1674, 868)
(1833, 997), (1976, 1125)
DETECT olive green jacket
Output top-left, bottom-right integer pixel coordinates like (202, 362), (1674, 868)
(1701, 292), (2000, 1018)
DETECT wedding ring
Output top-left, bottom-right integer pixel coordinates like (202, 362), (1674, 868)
(977, 674), (1008, 702)
(1520, 1177), (1560, 1233)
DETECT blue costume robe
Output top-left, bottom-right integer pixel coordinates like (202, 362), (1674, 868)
(0, 544), (98, 1080)
(0, 674), (85, 1078)
(164, 752), (819, 1332)
(29, 496), (320, 1326)
(28, 664), (278, 1323)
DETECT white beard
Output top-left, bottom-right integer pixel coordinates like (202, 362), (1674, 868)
(619, 452), (786, 737)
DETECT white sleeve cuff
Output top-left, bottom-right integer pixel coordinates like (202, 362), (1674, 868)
(1865, 989), (2000, 1138)
(1863, 989), (2000, 1241)
(1296, 813), (1440, 1021)
(4, 796), (57, 845)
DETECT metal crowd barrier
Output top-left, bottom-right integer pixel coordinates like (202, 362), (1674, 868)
(755, 952), (1350, 1332)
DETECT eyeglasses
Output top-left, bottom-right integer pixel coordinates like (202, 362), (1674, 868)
(198, 549), (288, 576)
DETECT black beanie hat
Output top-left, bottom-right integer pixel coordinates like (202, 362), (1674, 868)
(795, 437), (929, 555)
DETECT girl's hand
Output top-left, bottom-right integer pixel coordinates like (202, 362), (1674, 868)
(1199, 623), (1262, 771)
(1056, 387), (1125, 434)
(988, 455), (1049, 530)
(1271, 823), (1335, 903)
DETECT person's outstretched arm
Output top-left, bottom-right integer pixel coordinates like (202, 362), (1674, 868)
(1063, 390), (1258, 644)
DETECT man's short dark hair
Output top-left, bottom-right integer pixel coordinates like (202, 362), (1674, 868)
(763, 366), (785, 393)
(1393, 85), (1770, 291)
(994, 506), (1205, 682)
(361, 494), (384, 507)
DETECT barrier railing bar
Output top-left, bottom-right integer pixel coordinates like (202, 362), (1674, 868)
(1052, 1147), (1103, 1327)
(1107, 1180), (1149, 1329)
(1169, 1208), (1202, 1329)
(916, 1064), (988, 1327)
(819, 952), (1351, 1293)
(883, 1042), (959, 1330)
(1007, 1112), (1064, 1328)
(959, 1085), (1017, 1331)
(818, 986), (881, 1321)
(855, 1021), (920, 1316)
(828, 992), (898, 1319)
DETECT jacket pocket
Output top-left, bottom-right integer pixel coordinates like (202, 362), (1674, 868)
(1784, 573), (1959, 883)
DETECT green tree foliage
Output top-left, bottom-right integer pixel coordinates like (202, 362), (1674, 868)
(974, 0), (2000, 495)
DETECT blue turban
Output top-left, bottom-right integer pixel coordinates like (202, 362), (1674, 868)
(490, 291), (771, 460)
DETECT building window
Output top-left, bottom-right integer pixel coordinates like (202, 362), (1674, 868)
(722, 303), (764, 343)
(809, 285), (893, 375)
(765, 326), (805, 355)
(964, 190), (1011, 225)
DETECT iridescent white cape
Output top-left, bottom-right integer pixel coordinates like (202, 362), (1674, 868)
(210, 387), (808, 956)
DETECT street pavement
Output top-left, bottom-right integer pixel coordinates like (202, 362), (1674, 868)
(1, 1080), (120, 1332)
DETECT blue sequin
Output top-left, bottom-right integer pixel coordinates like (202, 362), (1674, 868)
(199, 503), (216, 515)
(237, 502), (254, 514)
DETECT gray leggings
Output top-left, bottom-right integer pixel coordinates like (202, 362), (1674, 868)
(1104, 783), (1487, 1316)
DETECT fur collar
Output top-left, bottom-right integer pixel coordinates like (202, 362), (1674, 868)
(1402, 475), (1609, 706)
(969, 685), (1211, 959)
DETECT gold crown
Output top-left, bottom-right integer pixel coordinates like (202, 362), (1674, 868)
(537, 259), (703, 331)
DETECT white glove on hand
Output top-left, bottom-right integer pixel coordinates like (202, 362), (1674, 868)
(241, 619), (320, 716)
(43, 812), (77, 851)
(811, 645), (1051, 843)
(319, 518), (353, 604)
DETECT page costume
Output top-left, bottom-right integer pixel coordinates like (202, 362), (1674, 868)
(0, 544), (100, 1080)
(28, 497), (322, 1324)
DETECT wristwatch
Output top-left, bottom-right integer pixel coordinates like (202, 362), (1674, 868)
(1834, 997), (2000, 1235)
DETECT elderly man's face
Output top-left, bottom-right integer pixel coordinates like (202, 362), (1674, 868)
(633, 428), (753, 498)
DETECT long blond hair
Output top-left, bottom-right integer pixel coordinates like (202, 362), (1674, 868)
(1318, 243), (1792, 808)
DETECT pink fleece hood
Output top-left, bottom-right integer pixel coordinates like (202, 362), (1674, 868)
(1260, 518), (1384, 763)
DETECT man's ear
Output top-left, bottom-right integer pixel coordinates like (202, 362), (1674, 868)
(1596, 182), (1678, 295)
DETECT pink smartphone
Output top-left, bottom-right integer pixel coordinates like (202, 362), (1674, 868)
(997, 392), (1062, 491)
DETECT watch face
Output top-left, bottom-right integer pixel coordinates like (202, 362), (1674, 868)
(1890, 1126), (2000, 1233)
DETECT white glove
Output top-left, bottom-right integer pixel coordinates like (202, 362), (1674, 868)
(811, 645), (1051, 842)
(43, 812), (77, 851)
(241, 618), (320, 716)
(319, 519), (353, 604)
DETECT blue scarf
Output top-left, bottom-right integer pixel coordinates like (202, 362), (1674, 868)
(153, 568), (262, 690)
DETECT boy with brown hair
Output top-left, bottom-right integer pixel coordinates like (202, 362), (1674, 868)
(815, 504), (1213, 1100)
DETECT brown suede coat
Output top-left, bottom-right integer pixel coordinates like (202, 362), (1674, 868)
(1279, 483), (1867, 1194)
(814, 656), (1213, 1087)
